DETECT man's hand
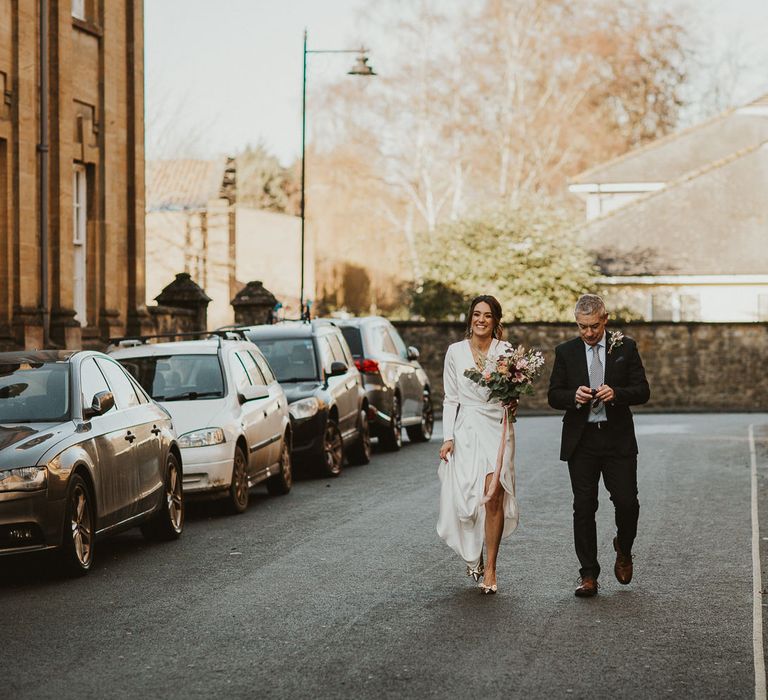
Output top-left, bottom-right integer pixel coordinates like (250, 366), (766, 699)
(575, 386), (593, 406)
(594, 384), (615, 404)
(439, 440), (454, 462)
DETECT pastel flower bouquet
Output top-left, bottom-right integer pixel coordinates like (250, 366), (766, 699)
(464, 345), (545, 423)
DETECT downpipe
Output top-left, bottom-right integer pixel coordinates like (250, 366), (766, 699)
(38, 0), (50, 347)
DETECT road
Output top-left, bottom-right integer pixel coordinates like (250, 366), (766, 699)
(2, 413), (767, 699)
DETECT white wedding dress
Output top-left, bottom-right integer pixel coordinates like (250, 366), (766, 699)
(437, 339), (519, 570)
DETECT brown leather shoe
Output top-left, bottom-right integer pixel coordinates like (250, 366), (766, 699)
(575, 576), (598, 597)
(613, 537), (633, 585)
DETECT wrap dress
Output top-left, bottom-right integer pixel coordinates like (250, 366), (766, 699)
(437, 339), (519, 568)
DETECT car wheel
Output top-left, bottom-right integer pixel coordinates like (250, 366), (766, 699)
(379, 393), (402, 451)
(59, 474), (95, 575)
(319, 418), (344, 477)
(227, 445), (250, 514)
(348, 408), (372, 465)
(141, 452), (184, 541)
(267, 435), (293, 496)
(406, 391), (434, 443)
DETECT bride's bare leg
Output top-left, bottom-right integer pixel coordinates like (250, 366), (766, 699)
(483, 472), (505, 587)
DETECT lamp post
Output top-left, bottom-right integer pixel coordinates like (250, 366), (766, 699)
(299, 29), (375, 319)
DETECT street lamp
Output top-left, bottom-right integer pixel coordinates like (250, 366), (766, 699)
(300, 29), (376, 319)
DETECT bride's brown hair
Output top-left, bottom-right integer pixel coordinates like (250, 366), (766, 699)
(465, 295), (504, 340)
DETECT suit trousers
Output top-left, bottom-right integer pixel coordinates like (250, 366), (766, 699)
(567, 422), (639, 579)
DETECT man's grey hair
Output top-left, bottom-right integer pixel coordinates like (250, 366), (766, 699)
(574, 294), (607, 318)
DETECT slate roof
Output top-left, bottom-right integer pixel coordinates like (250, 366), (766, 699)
(571, 93), (768, 185)
(146, 159), (227, 212)
(578, 141), (768, 275)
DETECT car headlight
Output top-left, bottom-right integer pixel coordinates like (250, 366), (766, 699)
(289, 397), (321, 420)
(0, 466), (47, 492)
(178, 428), (226, 449)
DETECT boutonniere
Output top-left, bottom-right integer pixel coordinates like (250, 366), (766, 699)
(607, 330), (624, 355)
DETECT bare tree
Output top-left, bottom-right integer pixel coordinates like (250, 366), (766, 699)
(306, 0), (690, 312)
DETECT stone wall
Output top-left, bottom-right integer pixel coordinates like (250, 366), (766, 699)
(392, 321), (768, 414)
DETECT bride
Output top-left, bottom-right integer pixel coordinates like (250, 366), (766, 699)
(437, 295), (519, 594)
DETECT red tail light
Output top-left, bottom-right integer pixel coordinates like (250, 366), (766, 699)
(354, 358), (380, 374)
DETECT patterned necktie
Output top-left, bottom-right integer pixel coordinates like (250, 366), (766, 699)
(589, 345), (605, 416)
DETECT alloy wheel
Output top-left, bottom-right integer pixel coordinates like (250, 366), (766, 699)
(387, 394), (403, 450)
(70, 482), (93, 569)
(421, 393), (434, 439)
(323, 420), (343, 476)
(166, 459), (184, 532)
(230, 447), (249, 512)
(280, 441), (293, 489)
(267, 437), (293, 496)
(360, 412), (372, 461)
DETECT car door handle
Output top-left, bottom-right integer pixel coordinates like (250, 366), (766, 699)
(124, 431), (136, 443)
(151, 425), (162, 436)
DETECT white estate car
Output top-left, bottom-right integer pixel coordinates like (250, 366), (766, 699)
(110, 337), (292, 514)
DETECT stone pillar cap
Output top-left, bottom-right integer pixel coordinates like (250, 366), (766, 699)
(155, 272), (212, 306)
(231, 280), (278, 308)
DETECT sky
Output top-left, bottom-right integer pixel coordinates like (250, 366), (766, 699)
(144, 0), (768, 166)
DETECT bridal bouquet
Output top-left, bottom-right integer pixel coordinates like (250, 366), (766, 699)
(464, 345), (545, 423)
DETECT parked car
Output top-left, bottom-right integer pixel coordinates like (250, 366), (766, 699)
(0, 350), (183, 575)
(240, 321), (370, 477)
(110, 336), (292, 514)
(333, 317), (433, 450)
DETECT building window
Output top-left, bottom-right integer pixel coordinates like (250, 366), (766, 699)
(73, 165), (87, 326)
(71, 0), (86, 20)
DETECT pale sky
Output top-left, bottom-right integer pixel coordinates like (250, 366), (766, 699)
(144, 0), (768, 165)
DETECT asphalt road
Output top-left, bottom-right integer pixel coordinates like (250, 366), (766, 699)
(3, 413), (767, 699)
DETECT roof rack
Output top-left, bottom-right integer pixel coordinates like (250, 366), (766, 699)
(214, 324), (251, 333)
(108, 328), (248, 347)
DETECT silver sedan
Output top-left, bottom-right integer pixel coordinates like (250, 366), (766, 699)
(0, 350), (183, 574)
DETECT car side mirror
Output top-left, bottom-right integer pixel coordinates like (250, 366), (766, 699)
(84, 390), (115, 419)
(407, 346), (420, 361)
(329, 361), (347, 378)
(238, 384), (270, 403)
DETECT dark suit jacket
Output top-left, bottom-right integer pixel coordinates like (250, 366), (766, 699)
(547, 335), (650, 462)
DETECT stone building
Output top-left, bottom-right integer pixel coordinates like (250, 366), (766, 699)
(146, 157), (310, 328)
(145, 158), (236, 330)
(0, 0), (148, 350)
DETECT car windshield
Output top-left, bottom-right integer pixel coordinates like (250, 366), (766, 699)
(247, 338), (318, 382)
(118, 354), (225, 400)
(340, 327), (363, 358)
(0, 360), (70, 423)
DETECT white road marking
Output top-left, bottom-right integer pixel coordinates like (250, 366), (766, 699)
(749, 424), (767, 700)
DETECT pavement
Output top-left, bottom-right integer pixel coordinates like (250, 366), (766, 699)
(2, 413), (767, 699)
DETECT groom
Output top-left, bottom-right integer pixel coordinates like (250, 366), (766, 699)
(548, 294), (650, 597)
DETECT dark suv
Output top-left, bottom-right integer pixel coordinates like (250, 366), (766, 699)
(333, 317), (433, 451)
(241, 321), (370, 477)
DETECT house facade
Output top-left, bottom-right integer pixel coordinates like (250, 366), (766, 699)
(0, 0), (149, 350)
(569, 95), (768, 322)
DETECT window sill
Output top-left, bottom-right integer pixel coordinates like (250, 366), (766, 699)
(72, 17), (103, 38)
